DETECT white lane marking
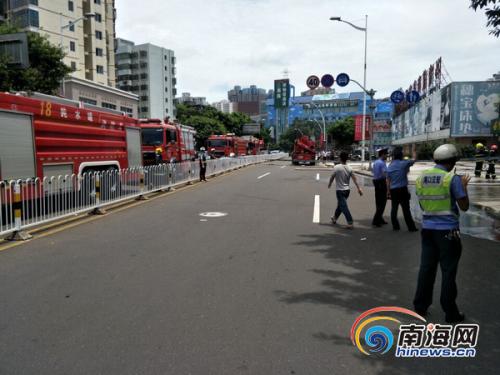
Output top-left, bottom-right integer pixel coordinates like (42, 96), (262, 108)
(313, 195), (320, 223)
(280, 165), (286, 169)
(316, 173), (320, 181)
(257, 172), (271, 179)
(200, 219), (208, 222)
(199, 212), (228, 218)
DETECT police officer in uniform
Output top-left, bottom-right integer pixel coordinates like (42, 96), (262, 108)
(413, 144), (471, 323)
(371, 148), (389, 227)
(199, 147), (207, 182)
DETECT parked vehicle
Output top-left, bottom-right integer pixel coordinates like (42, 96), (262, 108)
(291, 135), (316, 165)
(207, 134), (249, 158)
(0, 91), (142, 182)
(139, 119), (196, 165)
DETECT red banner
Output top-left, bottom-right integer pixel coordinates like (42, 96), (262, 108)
(354, 115), (372, 141)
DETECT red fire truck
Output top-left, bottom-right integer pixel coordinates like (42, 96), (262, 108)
(139, 119), (196, 165)
(0, 92), (142, 182)
(291, 135), (316, 165)
(207, 134), (249, 158)
(242, 136), (265, 155)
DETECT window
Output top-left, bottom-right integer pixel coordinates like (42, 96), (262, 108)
(10, 0), (38, 7)
(102, 102), (116, 110)
(140, 84), (148, 90)
(166, 129), (176, 142)
(140, 51), (147, 58)
(140, 73), (147, 79)
(68, 1), (74, 11)
(69, 41), (75, 52)
(139, 62), (147, 69)
(71, 61), (76, 70)
(69, 23), (75, 32)
(95, 30), (103, 40)
(95, 13), (102, 22)
(79, 97), (97, 105)
(141, 129), (163, 145)
(120, 106), (133, 114)
(165, 87), (168, 92)
(96, 65), (104, 74)
(95, 48), (103, 57)
(166, 108), (169, 114)
(140, 106), (149, 113)
(171, 56), (176, 65)
(12, 9), (39, 28)
(140, 95), (148, 101)
(94, 0), (101, 4)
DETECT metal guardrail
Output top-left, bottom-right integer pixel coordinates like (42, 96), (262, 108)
(0, 153), (286, 239)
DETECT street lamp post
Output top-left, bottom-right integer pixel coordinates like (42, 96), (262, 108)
(310, 101), (327, 151)
(330, 15), (368, 164)
(59, 12), (95, 96)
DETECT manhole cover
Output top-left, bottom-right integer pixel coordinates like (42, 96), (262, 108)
(199, 212), (228, 218)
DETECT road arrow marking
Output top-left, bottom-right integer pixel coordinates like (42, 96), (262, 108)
(316, 173), (320, 181)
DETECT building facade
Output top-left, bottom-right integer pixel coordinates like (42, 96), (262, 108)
(392, 81), (500, 151)
(212, 99), (236, 114)
(266, 90), (393, 144)
(60, 75), (138, 117)
(115, 38), (176, 119)
(1, 0), (116, 87)
(227, 85), (268, 117)
(176, 92), (207, 106)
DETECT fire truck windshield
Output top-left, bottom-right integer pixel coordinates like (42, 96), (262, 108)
(141, 128), (164, 146)
(208, 139), (227, 147)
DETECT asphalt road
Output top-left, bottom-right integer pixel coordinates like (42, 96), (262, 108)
(1, 160), (499, 375)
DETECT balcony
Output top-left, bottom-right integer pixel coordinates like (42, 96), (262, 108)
(117, 68), (132, 75)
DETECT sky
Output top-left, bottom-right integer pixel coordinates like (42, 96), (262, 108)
(116, 0), (500, 103)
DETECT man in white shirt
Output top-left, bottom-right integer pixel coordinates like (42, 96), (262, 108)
(328, 152), (363, 229)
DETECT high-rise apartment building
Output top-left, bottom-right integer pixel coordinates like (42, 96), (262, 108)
(212, 99), (235, 114)
(1, 0), (116, 87)
(115, 38), (176, 119)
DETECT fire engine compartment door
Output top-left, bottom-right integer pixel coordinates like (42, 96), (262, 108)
(126, 127), (142, 168)
(0, 110), (36, 180)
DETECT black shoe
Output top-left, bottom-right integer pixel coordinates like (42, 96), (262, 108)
(372, 222), (382, 227)
(409, 228), (419, 232)
(445, 312), (465, 324)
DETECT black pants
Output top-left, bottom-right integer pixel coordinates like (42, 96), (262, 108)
(414, 229), (462, 316)
(372, 179), (387, 225)
(390, 187), (417, 231)
(474, 161), (483, 177)
(200, 166), (206, 181)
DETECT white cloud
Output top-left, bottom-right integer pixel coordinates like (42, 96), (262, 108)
(116, 0), (500, 102)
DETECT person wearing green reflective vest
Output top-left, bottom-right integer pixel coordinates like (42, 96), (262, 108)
(413, 144), (471, 324)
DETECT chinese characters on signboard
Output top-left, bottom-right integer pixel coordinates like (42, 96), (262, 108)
(451, 81), (500, 137)
(354, 114), (372, 141)
(274, 79), (290, 109)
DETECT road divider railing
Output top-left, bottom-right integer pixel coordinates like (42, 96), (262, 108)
(0, 153), (286, 240)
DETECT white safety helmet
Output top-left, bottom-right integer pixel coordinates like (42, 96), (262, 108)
(200, 147), (205, 151)
(433, 144), (459, 162)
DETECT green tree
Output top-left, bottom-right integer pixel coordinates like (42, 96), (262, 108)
(470, 0), (500, 37)
(257, 126), (272, 146)
(327, 117), (355, 148)
(0, 24), (72, 93)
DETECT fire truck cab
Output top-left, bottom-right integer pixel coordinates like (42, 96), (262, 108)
(140, 119), (196, 165)
(0, 92), (142, 182)
(207, 134), (248, 158)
